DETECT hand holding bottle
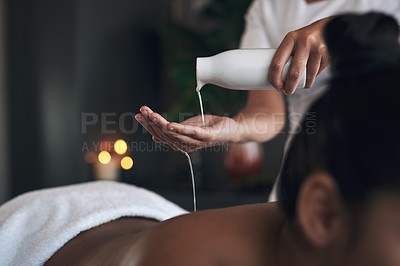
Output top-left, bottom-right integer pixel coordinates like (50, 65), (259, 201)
(269, 17), (332, 95)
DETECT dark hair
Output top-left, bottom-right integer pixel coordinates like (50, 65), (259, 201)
(278, 12), (400, 219)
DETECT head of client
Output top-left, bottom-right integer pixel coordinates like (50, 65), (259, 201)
(45, 12), (400, 266)
(276, 12), (400, 266)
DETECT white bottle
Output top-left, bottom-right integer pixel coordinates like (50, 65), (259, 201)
(196, 48), (306, 91)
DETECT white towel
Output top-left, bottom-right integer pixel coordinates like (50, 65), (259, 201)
(0, 181), (188, 266)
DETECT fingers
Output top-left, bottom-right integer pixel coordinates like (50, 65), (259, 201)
(138, 107), (166, 139)
(139, 106), (154, 117)
(136, 107), (208, 152)
(147, 112), (169, 130)
(149, 114), (206, 151)
(135, 114), (157, 138)
(143, 113), (182, 149)
(271, 18), (332, 94)
(168, 122), (213, 142)
(269, 32), (295, 91)
(305, 51), (322, 89)
(152, 136), (162, 142)
(318, 51), (330, 75)
(135, 113), (170, 144)
(138, 114), (194, 152)
(137, 106), (169, 142)
(283, 44), (309, 95)
(167, 128), (206, 146)
(137, 107), (179, 149)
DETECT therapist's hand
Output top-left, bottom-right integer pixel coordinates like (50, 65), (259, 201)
(269, 17), (332, 95)
(136, 106), (240, 153)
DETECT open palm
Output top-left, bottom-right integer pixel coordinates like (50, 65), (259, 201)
(135, 106), (240, 153)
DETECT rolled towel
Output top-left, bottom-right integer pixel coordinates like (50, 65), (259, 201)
(0, 181), (188, 266)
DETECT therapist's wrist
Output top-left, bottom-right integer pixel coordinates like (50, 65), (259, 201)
(231, 113), (277, 143)
(234, 106), (287, 143)
(231, 114), (251, 143)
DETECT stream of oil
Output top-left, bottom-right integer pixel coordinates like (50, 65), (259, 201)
(184, 86), (206, 212)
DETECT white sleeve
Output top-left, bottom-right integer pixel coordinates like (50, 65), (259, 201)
(385, 0), (400, 25)
(239, 0), (271, 49)
(394, 1), (400, 25)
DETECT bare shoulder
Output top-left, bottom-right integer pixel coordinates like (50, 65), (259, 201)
(123, 203), (281, 266)
(124, 212), (220, 266)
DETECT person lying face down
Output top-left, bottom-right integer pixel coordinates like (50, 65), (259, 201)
(46, 12), (400, 266)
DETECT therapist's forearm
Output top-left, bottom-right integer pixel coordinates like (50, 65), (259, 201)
(232, 90), (285, 143)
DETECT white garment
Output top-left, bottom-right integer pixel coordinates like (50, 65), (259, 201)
(0, 181), (187, 266)
(239, 0), (400, 201)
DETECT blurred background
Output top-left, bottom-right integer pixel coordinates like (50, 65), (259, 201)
(0, 0), (287, 210)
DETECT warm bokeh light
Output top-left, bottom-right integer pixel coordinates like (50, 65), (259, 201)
(114, 139), (128, 155)
(98, 151), (111, 165)
(121, 156), (134, 170)
(84, 151), (97, 164)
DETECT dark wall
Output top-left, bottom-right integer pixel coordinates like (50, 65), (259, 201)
(8, 0), (48, 195)
(77, 0), (163, 113)
(0, 0), (9, 204)
(77, 0), (168, 186)
(6, 0), (167, 198)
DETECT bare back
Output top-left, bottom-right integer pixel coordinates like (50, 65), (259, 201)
(46, 203), (284, 266)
